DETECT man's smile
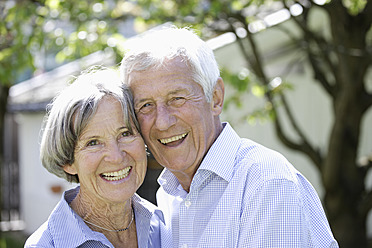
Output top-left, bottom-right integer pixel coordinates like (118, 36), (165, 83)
(159, 132), (188, 145)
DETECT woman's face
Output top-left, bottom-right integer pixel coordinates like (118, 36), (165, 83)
(63, 96), (147, 204)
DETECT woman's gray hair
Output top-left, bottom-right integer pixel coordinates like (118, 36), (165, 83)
(40, 66), (139, 183)
(120, 26), (220, 102)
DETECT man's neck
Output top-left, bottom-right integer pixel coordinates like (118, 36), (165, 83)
(171, 170), (196, 193)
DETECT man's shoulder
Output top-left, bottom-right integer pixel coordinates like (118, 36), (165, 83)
(219, 123), (289, 167)
(238, 138), (287, 161)
(235, 138), (299, 182)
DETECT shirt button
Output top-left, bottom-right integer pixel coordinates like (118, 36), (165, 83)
(181, 244), (188, 248)
(184, 200), (191, 207)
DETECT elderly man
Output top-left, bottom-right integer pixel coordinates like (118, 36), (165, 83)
(120, 27), (338, 248)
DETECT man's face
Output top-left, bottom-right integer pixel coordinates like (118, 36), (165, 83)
(128, 59), (223, 181)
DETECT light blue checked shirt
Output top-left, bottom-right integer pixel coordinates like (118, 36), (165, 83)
(157, 122), (338, 248)
(25, 186), (163, 248)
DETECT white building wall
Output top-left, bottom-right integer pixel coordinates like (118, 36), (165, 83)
(17, 113), (76, 235)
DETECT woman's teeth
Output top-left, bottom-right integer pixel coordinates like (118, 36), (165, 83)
(159, 133), (187, 144)
(101, 167), (131, 181)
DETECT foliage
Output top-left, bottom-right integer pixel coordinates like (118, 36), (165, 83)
(0, 0), (130, 85)
(0, 232), (27, 248)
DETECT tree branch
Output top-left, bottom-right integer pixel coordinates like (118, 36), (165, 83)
(228, 10), (323, 169)
(362, 0), (372, 24)
(270, 101), (322, 170)
(359, 189), (372, 218)
(244, 31), (269, 84)
(226, 22), (257, 76)
(282, 0), (337, 97)
(277, 93), (323, 168)
(307, 49), (336, 98)
(365, 92), (372, 110)
(270, 19), (336, 99)
(230, 13), (270, 85)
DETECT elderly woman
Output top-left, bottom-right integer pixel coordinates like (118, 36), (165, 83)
(25, 67), (162, 248)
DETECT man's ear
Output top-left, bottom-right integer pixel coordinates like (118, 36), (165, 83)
(211, 77), (225, 116)
(63, 164), (77, 175)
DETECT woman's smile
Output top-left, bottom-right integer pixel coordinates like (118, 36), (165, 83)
(100, 166), (132, 182)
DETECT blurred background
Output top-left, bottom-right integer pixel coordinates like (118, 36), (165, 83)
(1, 0), (371, 247)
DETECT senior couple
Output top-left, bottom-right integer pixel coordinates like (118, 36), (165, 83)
(25, 27), (338, 247)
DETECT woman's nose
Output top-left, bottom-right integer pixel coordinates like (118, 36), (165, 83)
(104, 141), (124, 163)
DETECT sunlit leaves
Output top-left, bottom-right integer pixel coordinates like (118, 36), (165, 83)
(251, 84), (266, 97)
(342, 0), (367, 15)
(45, 0), (60, 10)
(220, 66), (293, 124)
(245, 102), (275, 125)
(310, 0), (367, 14)
(0, 0), (133, 86)
(0, 2), (41, 85)
(2, 0), (369, 89)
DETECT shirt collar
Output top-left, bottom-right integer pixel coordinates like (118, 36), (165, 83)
(132, 193), (164, 224)
(132, 193), (164, 248)
(49, 187), (164, 248)
(198, 122), (241, 182)
(49, 186), (111, 248)
(158, 122), (241, 193)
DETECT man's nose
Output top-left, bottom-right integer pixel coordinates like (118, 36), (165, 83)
(154, 105), (176, 131)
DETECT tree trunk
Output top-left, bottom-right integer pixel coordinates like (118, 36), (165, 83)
(313, 2), (372, 246)
(0, 83), (10, 223)
(323, 89), (367, 247)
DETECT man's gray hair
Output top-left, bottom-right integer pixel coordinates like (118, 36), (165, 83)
(120, 26), (220, 102)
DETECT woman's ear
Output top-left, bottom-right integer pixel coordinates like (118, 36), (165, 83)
(63, 164), (77, 175)
(211, 77), (225, 116)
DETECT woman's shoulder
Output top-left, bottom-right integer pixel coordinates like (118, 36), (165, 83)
(132, 194), (161, 217)
(24, 187), (80, 248)
(24, 221), (54, 248)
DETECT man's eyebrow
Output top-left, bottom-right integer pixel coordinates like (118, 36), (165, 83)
(168, 88), (188, 95)
(134, 98), (151, 105)
(133, 88), (189, 106)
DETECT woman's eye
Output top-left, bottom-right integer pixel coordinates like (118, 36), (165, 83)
(119, 129), (136, 143)
(121, 130), (133, 137)
(87, 140), (99, 147)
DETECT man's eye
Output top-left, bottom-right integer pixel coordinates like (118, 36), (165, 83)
(142, 103), (152, 108)
(138, 103), (153, 114)
(171, 97), (186, 106)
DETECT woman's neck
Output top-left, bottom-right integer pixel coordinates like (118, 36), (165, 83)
(70, 189), (133, 231)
